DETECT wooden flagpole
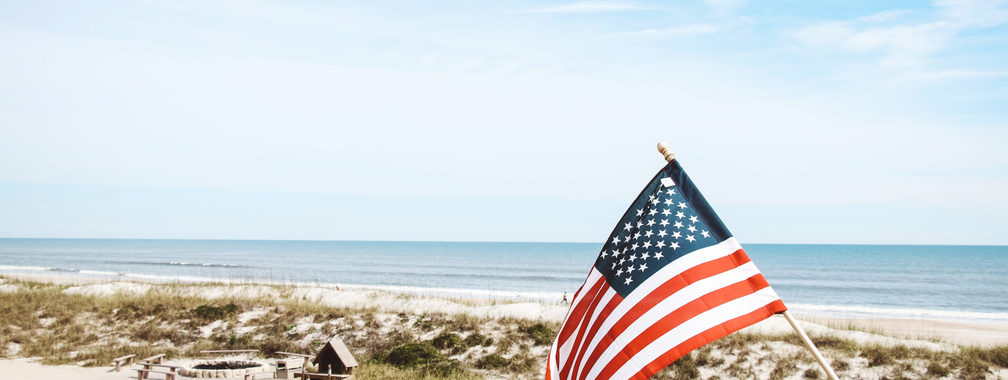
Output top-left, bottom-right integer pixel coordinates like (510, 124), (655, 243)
(656, 141), (840, 380)
(782, 310), (840, 380)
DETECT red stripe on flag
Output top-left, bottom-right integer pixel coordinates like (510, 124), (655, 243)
(553, 275), (607, 364)
(632, 299), (787, 379)
(559, 283), (610, 378)
(595, 273), (774, 379)
(574, 249), (752, 377)
(569, 292), (622, 380)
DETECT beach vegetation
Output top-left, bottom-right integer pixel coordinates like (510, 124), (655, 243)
(474, 350), (537, 375)
(809, 335), (859, 354)
(379, 342), (473, 378)
(692, 345), (726, 368)
(191, 303), (239, 321)
(445, 314), (482, 332)
(832, 358), (850, 372)
(768, 353), (800, 380)
(654, 352), (699, 380)
(518, 321), (555, 346)
(431, 332), (466, 354)
(952, 356), (990, 380)
(418, 359), (470, 377)
(4, 276), (1008, 380)
(414, 316), (437, 332)
(384, 342), (444, 367)
(962, 344), (1008, 367)
(354, 361), (479, 380)
(888, 362), (915, 379)
(473, 353), (508, 369)
(462, 331), (492, 347)
(860, 344), (911, 366)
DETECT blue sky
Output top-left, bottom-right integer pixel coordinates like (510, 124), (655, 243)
(1, 0), (1006, 244)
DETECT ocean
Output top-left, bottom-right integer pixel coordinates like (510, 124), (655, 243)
(0, 239), (1005, 323)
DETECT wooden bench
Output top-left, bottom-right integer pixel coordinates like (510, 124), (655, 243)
(136, 368), (176, 380)
(111, 354), (135, 372)
(141, 353), (165, 364)
(294, 372), (353, 380)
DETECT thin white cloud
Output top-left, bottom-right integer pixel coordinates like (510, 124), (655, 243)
(856, 9), (911, 23)
(704, 0), (746, 16)
(527, 1), (650, 14)
(907, 69), (1008, 79)
(793, 1), (1008, 67)
(632, 24), (721, 36)
(937, 0), (1008, 27)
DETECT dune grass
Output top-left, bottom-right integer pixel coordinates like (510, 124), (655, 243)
(1, 277), (1006, 379)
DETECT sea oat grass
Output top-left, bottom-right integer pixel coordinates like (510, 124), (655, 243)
(2, 276), (1007, 379)
(768, 353), (801, 380)
(355, 361), (480, 380)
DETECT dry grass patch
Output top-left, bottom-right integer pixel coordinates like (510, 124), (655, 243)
(3, 277), (1008, 380)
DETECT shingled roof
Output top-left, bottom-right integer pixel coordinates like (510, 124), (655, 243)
(312, 337), (358, 368)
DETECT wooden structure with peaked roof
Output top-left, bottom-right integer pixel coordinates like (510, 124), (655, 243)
(312, 337), (358, 375)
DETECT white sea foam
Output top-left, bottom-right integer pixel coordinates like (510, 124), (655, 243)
(79, 270), (123, 276)
(122, 272), (239, 284)
(167, 262), (244, 268)
(3, 263), (1006, 324)
(789, 303), (1008, 323)
(0, 265), (53, 272)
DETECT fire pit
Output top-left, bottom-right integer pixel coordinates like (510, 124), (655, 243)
(179, 360), (270, 378)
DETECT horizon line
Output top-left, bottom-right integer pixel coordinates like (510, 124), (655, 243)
(0, 236), (1005, 247)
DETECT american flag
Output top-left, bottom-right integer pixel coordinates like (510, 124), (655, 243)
(546, 159), (787, 380)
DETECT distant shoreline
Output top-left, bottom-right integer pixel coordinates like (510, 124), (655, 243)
(4, 236), (1008, 247)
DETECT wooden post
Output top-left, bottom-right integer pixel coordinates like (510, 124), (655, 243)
(783, 311), (840, 380)
(656, 141), (839, 380)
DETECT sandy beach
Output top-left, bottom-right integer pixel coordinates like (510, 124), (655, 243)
(1, 273), (1007, 379)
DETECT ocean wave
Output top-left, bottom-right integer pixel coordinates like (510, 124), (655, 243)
(97, 260), (249, 268)
(122, 273), (237, 283)
(164, 262), (247, 268)
(334, 283), (566, 301)
(0, 265), (53, 271)
(0, 265), (128, 277)
(48, 267), (79, 273)
(789, 303), (1008, 323)
(79, 270), (124, 276)
(340, 269), (584, 282)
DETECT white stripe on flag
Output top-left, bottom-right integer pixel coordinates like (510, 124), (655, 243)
(609, 287), (782, 379)
(548, 269), (604, 380)
(579, 262), (764, 379)
(571, 238), (742, 377)
(559, 287), (616, 374)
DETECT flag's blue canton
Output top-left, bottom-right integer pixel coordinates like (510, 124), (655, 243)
(595, 160), (733, 297)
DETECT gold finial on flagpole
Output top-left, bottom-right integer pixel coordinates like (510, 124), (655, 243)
(657, 141), (675, 162)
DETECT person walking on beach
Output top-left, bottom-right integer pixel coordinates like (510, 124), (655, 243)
(561, 292), (568, 305)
